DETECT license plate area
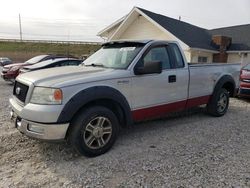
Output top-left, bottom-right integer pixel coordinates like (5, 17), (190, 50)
(15, 117), (22, 128)
(10, 110), (21, 128)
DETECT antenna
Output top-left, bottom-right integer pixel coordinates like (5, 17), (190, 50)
(19, 14), (23, 41)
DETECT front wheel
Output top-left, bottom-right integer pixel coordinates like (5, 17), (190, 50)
(68, 106), (119, 157)
(207, 88), (229, 117)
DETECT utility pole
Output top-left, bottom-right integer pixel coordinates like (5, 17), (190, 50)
(19, 14), (23, 41)
(67, 29), (70, 57)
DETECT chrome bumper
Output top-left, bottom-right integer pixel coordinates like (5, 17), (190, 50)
(11, 111), (69, 141)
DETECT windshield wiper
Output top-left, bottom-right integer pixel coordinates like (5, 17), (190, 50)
(85, 63), (105, 67)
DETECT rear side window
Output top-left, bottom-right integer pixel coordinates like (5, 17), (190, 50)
(68, 60), (80, 65)
(55, 60), (80, 67)
(143, 46), (171, 69)
(169, 44), (184, 68)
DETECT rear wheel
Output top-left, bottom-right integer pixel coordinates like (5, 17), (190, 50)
(68, 106), (119, 157)
(207, 88), (229, 117)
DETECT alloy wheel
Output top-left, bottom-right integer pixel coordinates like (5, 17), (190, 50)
(83, 116), (112, 149)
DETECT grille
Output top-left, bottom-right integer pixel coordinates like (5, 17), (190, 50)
(13, 81), (29, 103)
(242, 79), (250, 83)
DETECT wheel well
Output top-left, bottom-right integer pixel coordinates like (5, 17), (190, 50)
(72, 99), (126, 127)
(222, 82), (235, 97)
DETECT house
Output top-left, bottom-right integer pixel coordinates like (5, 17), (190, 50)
(97, 7), (250, 65)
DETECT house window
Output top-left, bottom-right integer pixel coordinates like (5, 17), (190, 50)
(198, 56), (208, 63)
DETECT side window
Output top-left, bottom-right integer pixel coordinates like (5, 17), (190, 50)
(143, 46), (171, 69)
(169, 44), (185, 68)
(68, 61), (79, 65)
(59, 61), (69, 66)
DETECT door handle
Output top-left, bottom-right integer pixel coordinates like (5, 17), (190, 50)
(168, 75), (176, 83)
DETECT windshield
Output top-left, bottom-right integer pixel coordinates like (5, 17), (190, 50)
(84, 43), (144, 69)
(25, 55), (47, 65)
(243, 64), (250, 70)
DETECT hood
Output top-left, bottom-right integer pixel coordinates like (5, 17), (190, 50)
(22, 58), (79, 71)
(16, 66), (129, 88)
(21, 64), (37, 71)
(4, 62), (23, 68)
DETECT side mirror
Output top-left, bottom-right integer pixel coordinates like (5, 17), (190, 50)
(134, 61), (162, 75)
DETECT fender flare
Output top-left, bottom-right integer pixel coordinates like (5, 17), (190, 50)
(213, 75), (236, 97)
(57, 86), (133, 126)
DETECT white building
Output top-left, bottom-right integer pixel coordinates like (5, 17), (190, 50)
(98, 7), (250, 65)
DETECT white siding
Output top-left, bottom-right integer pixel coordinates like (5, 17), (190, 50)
(184, 51), (191, 62)
(120, 16), (166, 40)
(190, 51), (213, 63)
(246, 53), (250, 64)
(228, 53), (250, 65)
(243, 53), (250, 66)
(227, 53), (241, 63)
(116, 16), (189, 50)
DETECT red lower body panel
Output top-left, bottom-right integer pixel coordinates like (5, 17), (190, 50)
(240, 81), (250, 89)
(132, 95), (211, 121)
(185, 95), (211, 108)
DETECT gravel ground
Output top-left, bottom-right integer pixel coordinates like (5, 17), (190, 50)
(0, 75), (250, 187)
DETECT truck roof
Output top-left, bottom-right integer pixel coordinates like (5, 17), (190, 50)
(102, 40), (152, 46)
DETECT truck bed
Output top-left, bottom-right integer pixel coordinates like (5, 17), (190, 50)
(188, 63), (241, 99)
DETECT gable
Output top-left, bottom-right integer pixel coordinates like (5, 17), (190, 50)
(110, 8), (189, 50)
(100, 24), (120, 39)
(116, 16), (171, 40)
(97, 16), (125, 39)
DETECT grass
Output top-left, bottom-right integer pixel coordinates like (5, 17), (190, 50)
(0, 41), (101, 58)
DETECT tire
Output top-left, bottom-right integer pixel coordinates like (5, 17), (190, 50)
(207, 88), (229, 117)
(68, 106), (119, 157)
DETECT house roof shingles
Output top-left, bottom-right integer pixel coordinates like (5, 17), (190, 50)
(137, 7), (250, 52)
(209, 24), (250, 51)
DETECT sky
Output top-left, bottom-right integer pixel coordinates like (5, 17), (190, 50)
(0, 0), (249, 42)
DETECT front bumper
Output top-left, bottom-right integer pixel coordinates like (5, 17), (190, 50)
(238, 88), (250, 96)
(9, 97), (64, 123)
(11, 111), (69, 140)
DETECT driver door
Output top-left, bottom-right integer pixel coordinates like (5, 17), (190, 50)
(131, 45), (186, 120)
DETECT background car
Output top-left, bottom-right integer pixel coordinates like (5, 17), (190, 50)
(19, 58), (83, 74)
(0, 57), (12, 66)
(239, 63), (250, 97)
(1, 54), (74, 82)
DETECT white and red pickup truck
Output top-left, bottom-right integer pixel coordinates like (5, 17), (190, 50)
(10, 40), (240, 156)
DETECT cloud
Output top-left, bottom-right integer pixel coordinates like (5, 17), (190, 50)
(0, 0), (249, 41)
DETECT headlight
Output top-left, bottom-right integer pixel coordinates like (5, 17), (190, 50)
(10, 66), (20, 71)
(30, 87), (63, 105)
(19, 69), (27, 74)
